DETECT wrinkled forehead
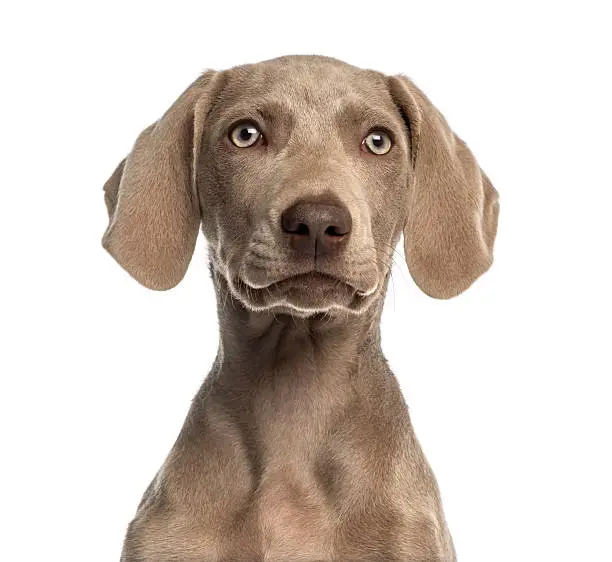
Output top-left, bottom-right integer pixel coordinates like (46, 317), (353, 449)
(211, 58), (403, 136)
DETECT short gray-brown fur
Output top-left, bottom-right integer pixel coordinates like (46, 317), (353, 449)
(103, 55), (499, 561)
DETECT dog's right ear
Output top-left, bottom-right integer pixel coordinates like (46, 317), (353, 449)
(102, 70), (221, 290)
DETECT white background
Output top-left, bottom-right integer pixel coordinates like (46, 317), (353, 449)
(1, 1), (611, 560)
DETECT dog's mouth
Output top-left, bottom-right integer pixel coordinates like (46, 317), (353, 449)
(231, 270), (377, 316)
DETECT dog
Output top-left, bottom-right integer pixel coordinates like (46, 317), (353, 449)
(102, 55), (499, 561)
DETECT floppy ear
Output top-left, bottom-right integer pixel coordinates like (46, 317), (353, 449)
(102, 70), (220, 290)
(388, 75), (499, 299)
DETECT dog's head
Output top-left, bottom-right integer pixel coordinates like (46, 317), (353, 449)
(103, 56), (499, 316)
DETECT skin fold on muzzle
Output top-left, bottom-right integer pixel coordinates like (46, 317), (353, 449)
(102, 55), (499, 561)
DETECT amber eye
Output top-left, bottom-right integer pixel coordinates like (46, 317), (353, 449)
(229, 122), (262, 147)
(362, 131), (392, 155)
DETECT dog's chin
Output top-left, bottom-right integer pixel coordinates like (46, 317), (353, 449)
(231, 271), (378, 317)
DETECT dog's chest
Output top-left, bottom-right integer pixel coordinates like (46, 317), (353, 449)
(230, 472), (335, 560)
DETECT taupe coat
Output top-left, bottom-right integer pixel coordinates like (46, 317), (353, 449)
(103, 55), (499, 561)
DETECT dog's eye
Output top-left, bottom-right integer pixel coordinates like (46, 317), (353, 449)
(229, 123), (262, 148)
(362, 131), (392, 155)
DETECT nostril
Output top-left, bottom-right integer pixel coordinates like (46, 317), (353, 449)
(282, 218), (309, 236)
(295, 223), (309, 236)
(324, 225), (346, 237)
(281, 209), (310, 236)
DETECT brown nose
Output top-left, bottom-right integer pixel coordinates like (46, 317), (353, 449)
(281, 201), (352, 257)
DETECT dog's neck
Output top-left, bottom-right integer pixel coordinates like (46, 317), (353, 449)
(203, 269), (398, 467)
(212, 269), (385, 380)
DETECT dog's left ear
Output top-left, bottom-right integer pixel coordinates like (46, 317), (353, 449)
(102, 70), (221, 290)
(388, 75), (500, 299)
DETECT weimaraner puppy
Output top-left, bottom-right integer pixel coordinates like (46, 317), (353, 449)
(103, 55), (499, 561)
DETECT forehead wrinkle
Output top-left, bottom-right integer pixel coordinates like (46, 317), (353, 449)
(214, 98), (294, 128)
(255, 99), (294, 124)
(337, 99), (402, 134)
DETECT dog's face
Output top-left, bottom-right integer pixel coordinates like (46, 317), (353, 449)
(103, 56), (499, 316)
(198, 59), (410, 315)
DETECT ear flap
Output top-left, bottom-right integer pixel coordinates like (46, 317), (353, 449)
(102, 71), (220, 290)
(388, 75), (500, 299)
